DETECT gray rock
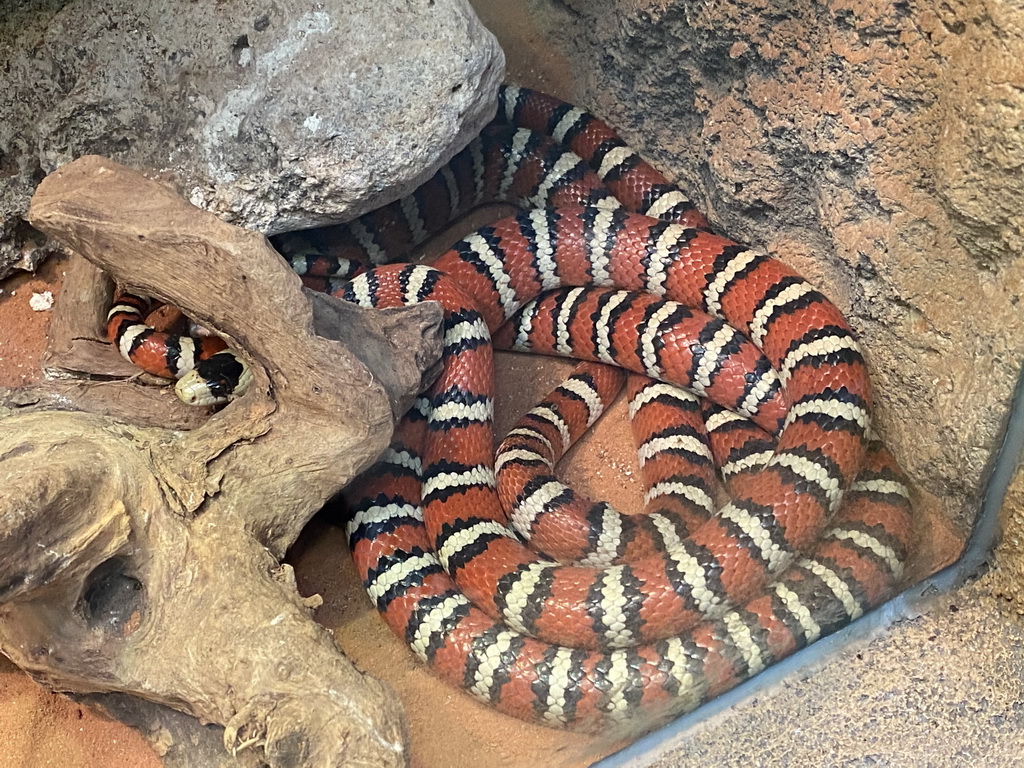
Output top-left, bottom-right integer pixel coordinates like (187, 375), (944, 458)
(0, 0), (505, 278)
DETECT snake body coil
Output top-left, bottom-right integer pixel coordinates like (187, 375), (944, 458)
(108, 85), (915, 729)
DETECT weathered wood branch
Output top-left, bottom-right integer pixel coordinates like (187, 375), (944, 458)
(0, 155), (444, 767)
(28, 156), (442, 542)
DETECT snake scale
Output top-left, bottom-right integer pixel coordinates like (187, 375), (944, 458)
(107, 85), (915, 730)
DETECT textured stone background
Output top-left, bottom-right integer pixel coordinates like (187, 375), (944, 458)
(0, 0), (504, 277)
(528, 0), (1024, 537)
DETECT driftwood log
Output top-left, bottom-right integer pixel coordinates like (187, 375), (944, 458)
(0, 155), (446, 767)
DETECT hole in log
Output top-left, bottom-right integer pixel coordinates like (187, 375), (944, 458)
(79, 558), (145, 637)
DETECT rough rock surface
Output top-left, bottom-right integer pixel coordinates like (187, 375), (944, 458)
(535, 0), (1024, 537)
(987, 465), (1024, 612)
(0, 0), (504, 278)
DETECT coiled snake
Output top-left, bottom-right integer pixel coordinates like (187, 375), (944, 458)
(107, 85), (915, 729)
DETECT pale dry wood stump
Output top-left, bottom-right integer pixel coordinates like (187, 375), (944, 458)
(0, 156), (447, 768)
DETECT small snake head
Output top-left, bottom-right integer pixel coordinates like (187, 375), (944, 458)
(174, 351), (252, 406)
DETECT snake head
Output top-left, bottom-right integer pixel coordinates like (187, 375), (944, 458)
(174, 350), (252, 406)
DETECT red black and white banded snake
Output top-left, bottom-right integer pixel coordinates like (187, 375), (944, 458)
(107, 85), (915, 729)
